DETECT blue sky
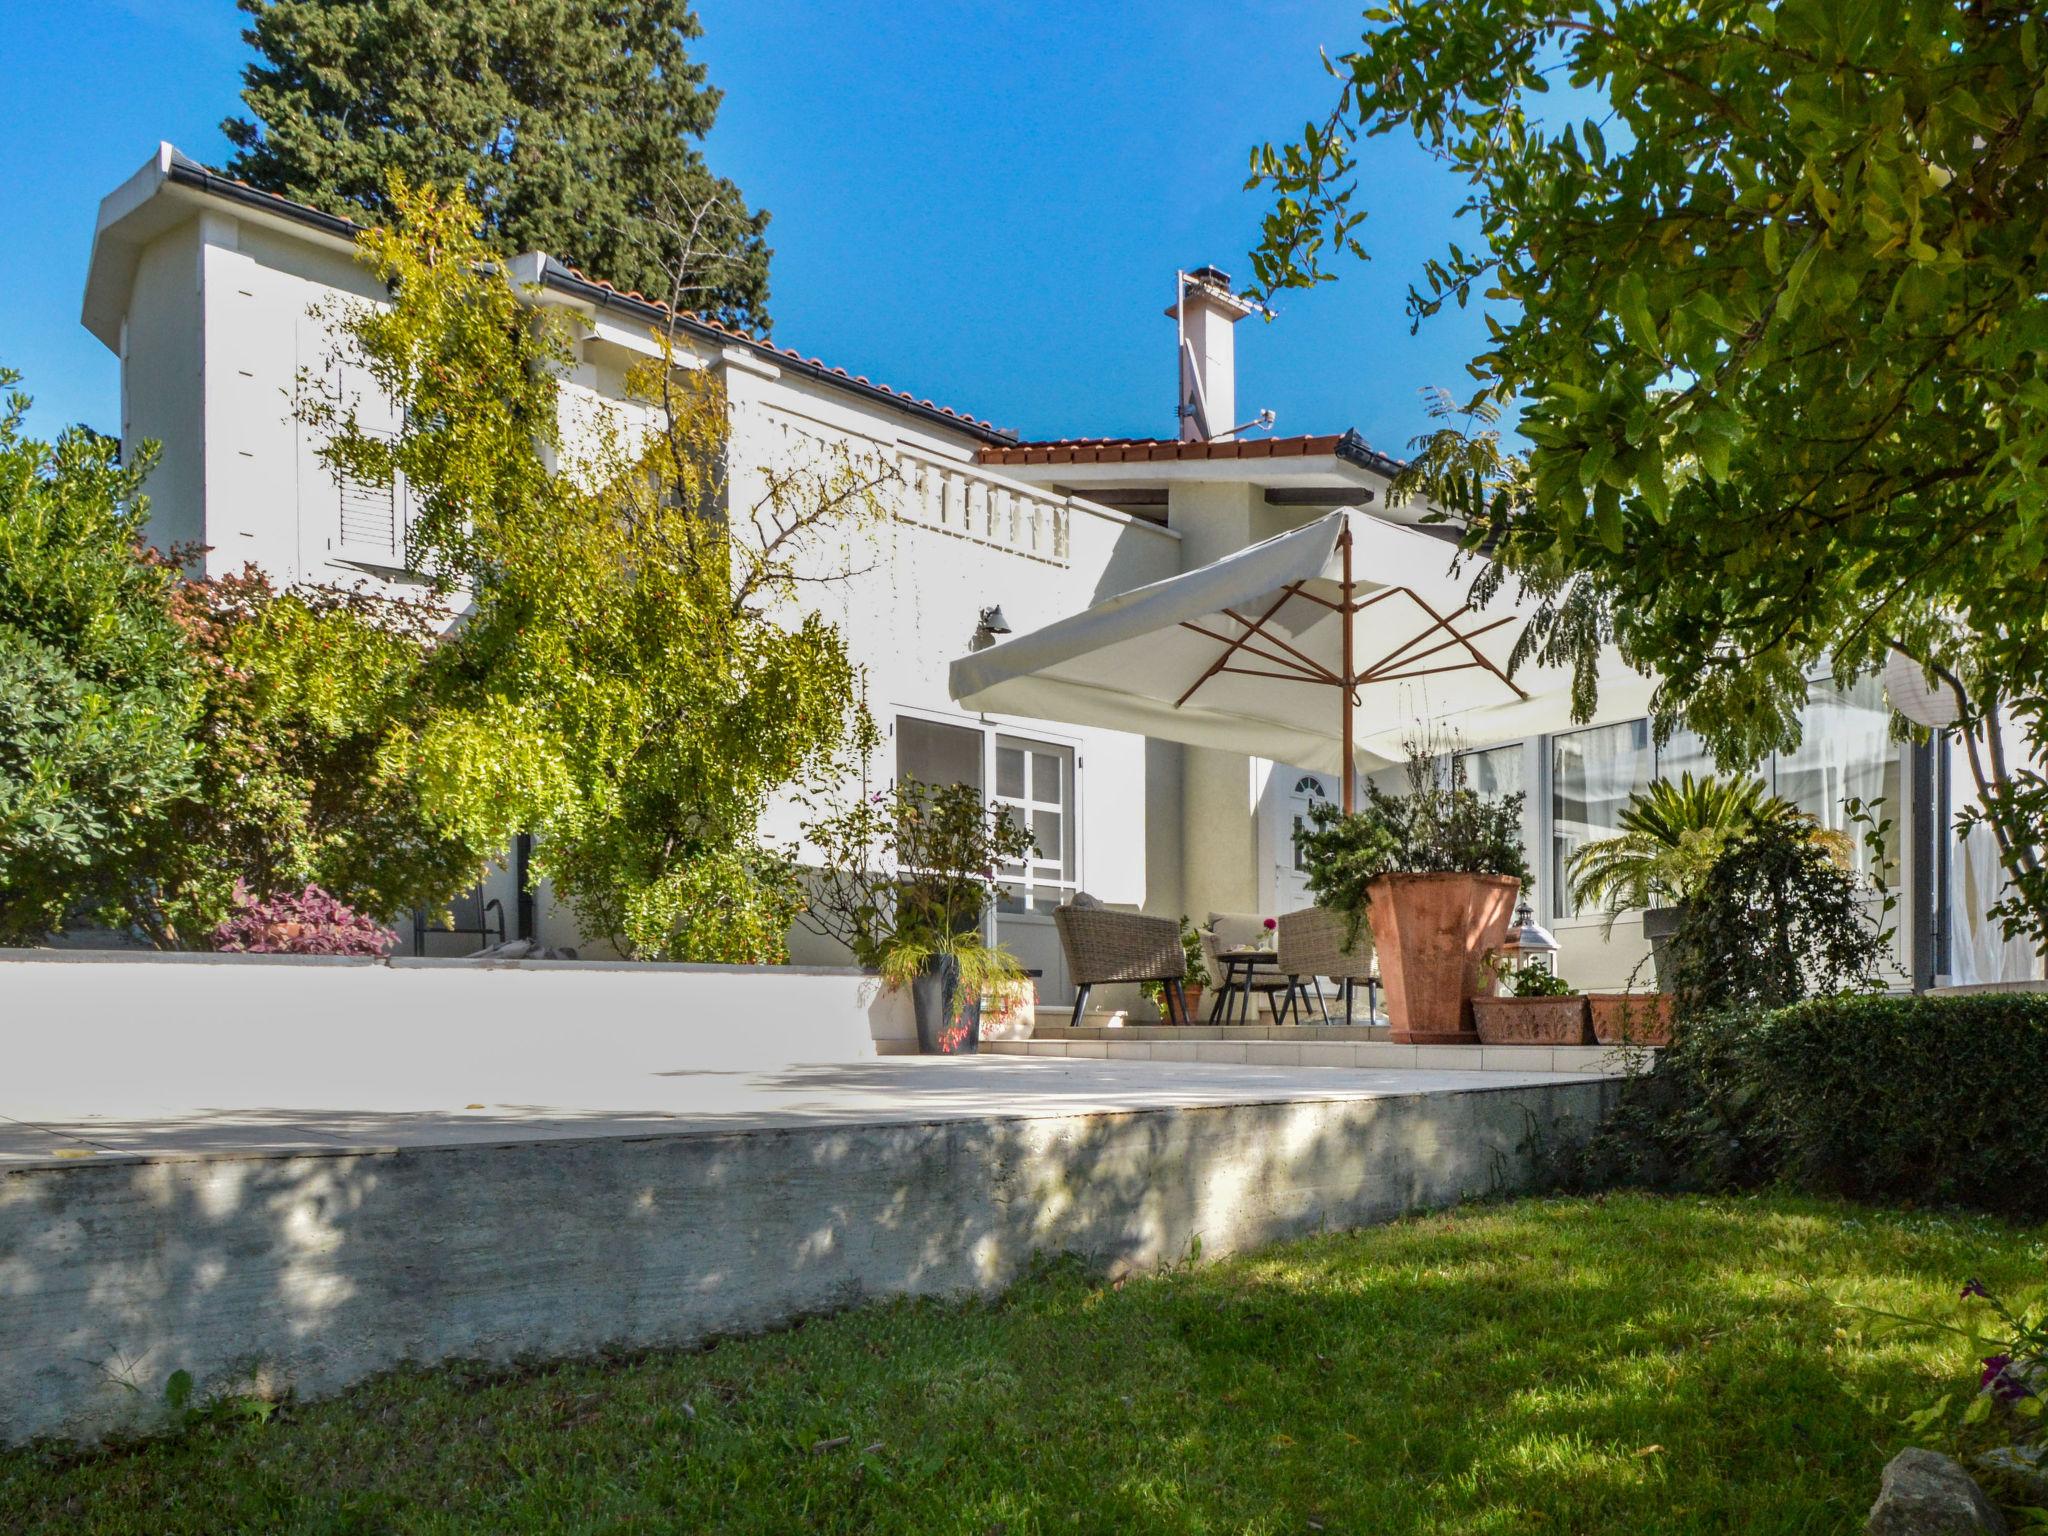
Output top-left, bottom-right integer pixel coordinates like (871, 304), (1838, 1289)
(0, 0), (1493, 454)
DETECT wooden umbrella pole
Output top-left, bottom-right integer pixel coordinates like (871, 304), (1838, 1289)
(1340, 526), (1355, 813)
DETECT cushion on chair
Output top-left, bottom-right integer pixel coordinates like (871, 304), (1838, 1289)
(1206, 911), (1274, 953)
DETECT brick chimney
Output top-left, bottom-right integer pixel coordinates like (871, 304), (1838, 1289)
(1167, 266), (1258, 442)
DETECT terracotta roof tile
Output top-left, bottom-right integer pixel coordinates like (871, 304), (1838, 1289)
(978, 432), (1399, 469)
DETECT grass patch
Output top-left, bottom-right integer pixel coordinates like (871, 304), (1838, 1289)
(4, 1192), (2042, 1533)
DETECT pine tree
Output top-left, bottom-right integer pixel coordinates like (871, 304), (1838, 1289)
(223, 0), (771, 331)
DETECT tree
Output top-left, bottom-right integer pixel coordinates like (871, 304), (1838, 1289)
(157, 568), (496, 939)
(0, 375), (197, 944)
(1250, 0), (2048, 946)
(224, 0), (771, 332)
(314, 179), (892, 961)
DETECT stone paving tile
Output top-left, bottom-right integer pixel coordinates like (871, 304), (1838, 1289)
(0, 1056), (1605, 1168)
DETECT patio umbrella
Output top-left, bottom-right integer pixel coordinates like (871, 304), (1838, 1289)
(949, 507), (1653, 810)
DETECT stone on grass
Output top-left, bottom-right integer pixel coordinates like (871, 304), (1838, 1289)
(1868, 1447), (2008, 1535)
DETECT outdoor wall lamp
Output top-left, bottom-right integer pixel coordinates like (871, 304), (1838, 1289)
(976, 605), (1012, 640)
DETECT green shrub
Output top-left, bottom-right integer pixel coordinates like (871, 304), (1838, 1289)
(1584, 992), (2048, 1220)
(1742, 991), (2048, 1218)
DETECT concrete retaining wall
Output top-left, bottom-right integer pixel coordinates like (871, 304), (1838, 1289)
(0, 949), (914, 1082)
(0, 1079), (1615, 1445)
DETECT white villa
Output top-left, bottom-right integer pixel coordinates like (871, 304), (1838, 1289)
(79, 144), (2037, 1010)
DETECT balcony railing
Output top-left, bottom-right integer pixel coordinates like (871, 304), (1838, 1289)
(897, 447), (1073, 566)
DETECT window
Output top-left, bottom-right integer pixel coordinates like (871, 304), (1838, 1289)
(896, 716), (983, 793)
(995, 737), (1076, 914)
(893, 714), (1078, 917)
(1455, 744), (1523, 804)
(1289, 774), (1332, 872)
(1774, 675), (1899, 883)
(1551, 721), (1653, 917)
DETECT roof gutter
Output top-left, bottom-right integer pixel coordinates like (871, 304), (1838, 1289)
(163, 160), (363, 244)
(1335, 428), (1407, 480)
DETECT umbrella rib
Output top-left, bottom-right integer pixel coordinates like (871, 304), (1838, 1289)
(1173, 584), (1319, 707)
(1181, 624), (1335, 684)
(1392, 590), (1531, 700)
(1217, 665), (1348, 686)
(1216, 606), (1343, 684)
(1366, 601), (1475, 676)
(1357, 613), (1518, 682)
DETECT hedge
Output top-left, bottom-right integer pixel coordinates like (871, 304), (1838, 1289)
(1743, 990), (2048, 1216)
(1663, 990), (2048, 1219)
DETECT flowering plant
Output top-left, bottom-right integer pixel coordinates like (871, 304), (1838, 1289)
(1851, 1273), (2046, 1511)
(211, 883), (396, 957)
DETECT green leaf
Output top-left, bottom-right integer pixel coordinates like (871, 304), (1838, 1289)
(1616, 272), (1660, 356)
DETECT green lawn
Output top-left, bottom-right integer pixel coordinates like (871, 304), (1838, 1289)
(5, 1193), (2041, 1534)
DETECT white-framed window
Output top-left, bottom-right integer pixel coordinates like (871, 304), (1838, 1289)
(1546, 678), (1903, 920)
(891, 711), (1080, 918)
(336, 427), (412, 566)
(995, 737), (1077, 914)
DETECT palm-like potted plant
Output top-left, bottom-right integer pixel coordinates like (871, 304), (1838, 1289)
(1297, 751), (1530, 1045)
(799, 778), (1034, 1054)
(1567, 773), (1852, 989)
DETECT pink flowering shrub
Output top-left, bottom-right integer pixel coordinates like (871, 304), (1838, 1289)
(211, 883), (396, 957)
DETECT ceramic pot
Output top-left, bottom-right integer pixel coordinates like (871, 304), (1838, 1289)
(1641, 905), (1685, 992)
(1367, 872), (1521, 1045)
(1471, 994), (1593, 1045)
(1587, 992), (1675, 1047)
(909, 954), (981, 1054)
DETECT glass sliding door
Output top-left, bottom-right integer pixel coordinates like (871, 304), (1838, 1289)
(1774, 675), (1900, 885)
(1550, 721), (1653, 917)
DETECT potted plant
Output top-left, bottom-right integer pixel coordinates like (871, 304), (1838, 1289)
(1140, 915), (1211, 1023)
(1586, 990), (1675, 1047)
(1472, 963), (1591, 1045)
(1566, 774), (1852, 989)
(878, 931), (1025, 1054)
(798, 777), (1034, 1054)
(1297, 750), (1529, 1045)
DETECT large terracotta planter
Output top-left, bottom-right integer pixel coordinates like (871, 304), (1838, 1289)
(1587, 992), (1675, 1047)
(1368, 872), (1521, 1045)
(1471, 995), (1592, 1046)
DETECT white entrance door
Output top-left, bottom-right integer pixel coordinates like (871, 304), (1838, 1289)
(1272, 769), (1335, 913)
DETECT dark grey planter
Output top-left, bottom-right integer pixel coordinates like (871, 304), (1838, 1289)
(1641, 904), (1686, 992)
(909, 954), (981, 1055)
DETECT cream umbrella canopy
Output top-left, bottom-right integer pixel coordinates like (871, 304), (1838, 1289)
(949, 507), (1653, 811)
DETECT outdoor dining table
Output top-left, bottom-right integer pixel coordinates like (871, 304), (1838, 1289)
(1208, 947), (1282, 1025)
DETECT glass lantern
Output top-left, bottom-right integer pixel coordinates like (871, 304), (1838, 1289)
(1497, 898), (1560, 991)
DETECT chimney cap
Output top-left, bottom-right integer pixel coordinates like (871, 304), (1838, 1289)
(1165, 266), (1260, 321)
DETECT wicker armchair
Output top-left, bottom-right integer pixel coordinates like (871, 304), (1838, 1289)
(1275, 906), (1378, 1024)
(1052, 902), (1187, 1025)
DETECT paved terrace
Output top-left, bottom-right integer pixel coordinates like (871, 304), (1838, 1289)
(3, 959), (1623, 1446)
(0, 1053), (1605, 1166)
